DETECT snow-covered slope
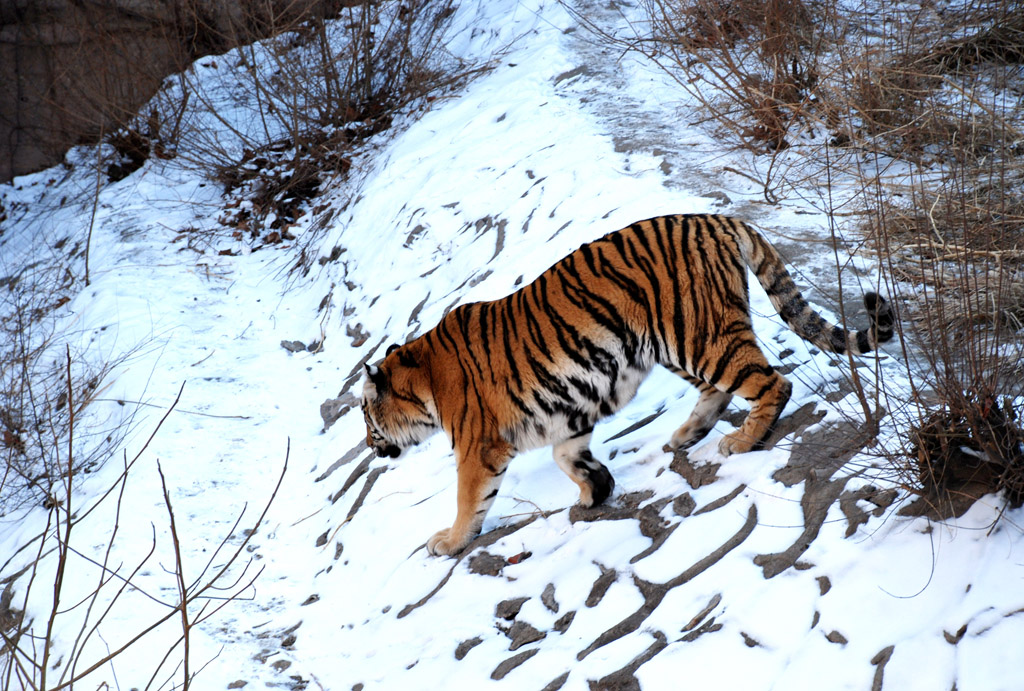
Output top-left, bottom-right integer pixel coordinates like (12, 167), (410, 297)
(1, 1), (1021, 690)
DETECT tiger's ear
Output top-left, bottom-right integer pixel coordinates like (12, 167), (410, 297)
(364, 364), (388, 396)
(386, 342), (419, 367)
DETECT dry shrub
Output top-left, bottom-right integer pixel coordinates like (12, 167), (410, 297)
(0, 336), (128, 515)
(153, 0), (479, 272)
(1, 373), (288, 689)
(846, 55), (941, 145)
(906, 393), (1023, 519)
(835, 1), (1023, 162)
(872, 166), (1024, 519)
(0, 262), (133, 515)
(840, 55), (1016, 163)
(880, 172), (1024, 332)
(922, 5), (1024, 71)
(639, 0), (1021, 163)
(104, 126), (153, 182)
(645, 0), (821, 152)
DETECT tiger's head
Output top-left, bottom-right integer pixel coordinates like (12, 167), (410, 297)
(361, 342), (437, 459)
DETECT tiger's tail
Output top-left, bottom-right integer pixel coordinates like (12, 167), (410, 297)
(735, 220), (895, 356)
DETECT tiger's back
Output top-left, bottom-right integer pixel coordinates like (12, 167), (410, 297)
(361, 213), (893, 556)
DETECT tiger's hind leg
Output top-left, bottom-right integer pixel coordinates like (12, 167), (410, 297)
(666, 372), (733, 450)
(553, 431), (615, 507)
(717, 358), (792, 456)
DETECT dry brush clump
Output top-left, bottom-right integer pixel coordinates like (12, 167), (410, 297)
(638, 0), (1022, 161)
(640, 0), (824, 155)
(150, 0), (482, 273)
(841, 4), (1024, 517)
(881, 180), (1024, 334)
(860, 5), (1024, 513)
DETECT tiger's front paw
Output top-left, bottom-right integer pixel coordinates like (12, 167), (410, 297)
(426, 527), (472, 557)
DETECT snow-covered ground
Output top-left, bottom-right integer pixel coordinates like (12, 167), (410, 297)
(2, 1), (1022, 689)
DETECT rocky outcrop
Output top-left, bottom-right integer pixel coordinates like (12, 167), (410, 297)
(0, 0), (349, 182)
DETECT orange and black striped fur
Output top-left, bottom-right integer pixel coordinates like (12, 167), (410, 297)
(361, 214), (894, 556)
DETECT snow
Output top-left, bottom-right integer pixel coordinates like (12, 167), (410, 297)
(2, 1), (1023, 690)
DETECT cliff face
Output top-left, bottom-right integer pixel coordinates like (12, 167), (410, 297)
(0, 0), (342, 183)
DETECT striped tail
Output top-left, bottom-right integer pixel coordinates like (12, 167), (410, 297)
(736, 221), (895, 355)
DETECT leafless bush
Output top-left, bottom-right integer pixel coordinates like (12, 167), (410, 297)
(870, 160), (1024, 518)
(0, 262), (136, 516)
(638, 0), (823, 155)
(149, 0), (481, 273)
(853, 1), (1024, 512)
(32, 0), (478, 261)
(620, 0), (1024, 202)
(1, 370), (288, 689)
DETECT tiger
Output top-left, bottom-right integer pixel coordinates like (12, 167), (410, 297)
(361, 213), (894, 556)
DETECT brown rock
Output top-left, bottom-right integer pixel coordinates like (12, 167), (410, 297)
(0, 0), (343, 182)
